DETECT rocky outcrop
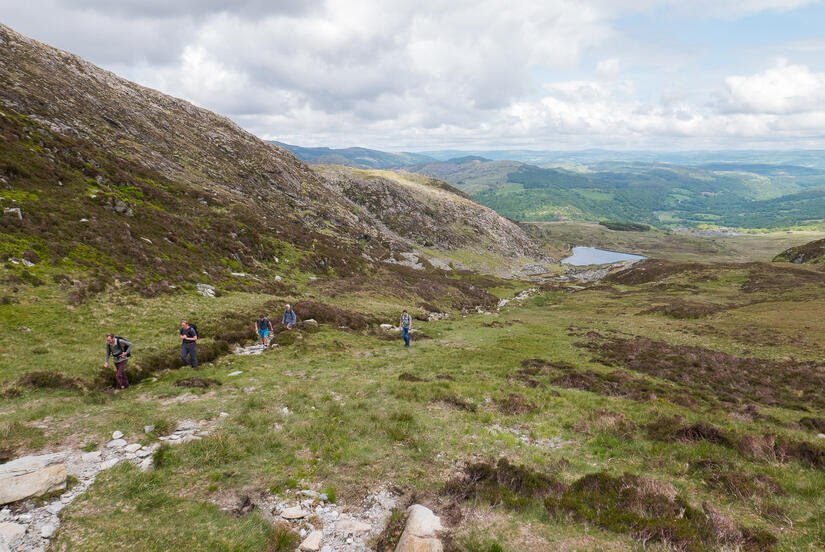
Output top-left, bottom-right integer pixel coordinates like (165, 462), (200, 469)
(0, 453), (67, 505)
(395, 505), (443, 552)
(773, 238), (825, 265)
(318, 166), (549, 276)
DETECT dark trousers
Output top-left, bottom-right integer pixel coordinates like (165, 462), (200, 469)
(402, 327), (411, 347)
(181, 342), (198, 369)
(115, 359), (129, 389)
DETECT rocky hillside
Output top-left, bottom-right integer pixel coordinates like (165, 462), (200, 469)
(773, 238), (825, 264)
(316, 166), (549, 274)
(0, 23), (546, 301)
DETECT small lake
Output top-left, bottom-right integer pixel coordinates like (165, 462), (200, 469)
(562, 246), (646, 266)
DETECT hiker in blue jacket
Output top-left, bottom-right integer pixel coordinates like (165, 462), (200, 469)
(282, 304), (297, 330)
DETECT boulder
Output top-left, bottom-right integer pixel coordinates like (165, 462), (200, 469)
(299, 530), (323, 551)
(380, 324), (393, 330)
(303, 319), (318, 327)
(395, 504), (443, 552)
(0, 454), (67, 505)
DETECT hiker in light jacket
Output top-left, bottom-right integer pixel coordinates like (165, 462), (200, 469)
(282, 304), (297, 330)
(399, 310), (412, 348)
(105, 333), (133, 390)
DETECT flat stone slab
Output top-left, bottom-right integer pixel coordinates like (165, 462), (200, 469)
(0, 522), (26, 542)
(336, 518), (371, 534)
(106, 439), (127, 449)
(124, 444), (142, 453)
(0, 454), (67, 506)
(281, 506), (310, 519)
(299, 530), (323, 551)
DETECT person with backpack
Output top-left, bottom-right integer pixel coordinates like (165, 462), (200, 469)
(282, 304), (297, 330)
(399, 310), (412, 348)
(180, 320), (198, 369)
(254, 314), (273, 348)
(104, 333), (133, 390)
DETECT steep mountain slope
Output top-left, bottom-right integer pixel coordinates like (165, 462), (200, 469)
(773, 238), (825, 264)
(316, 166), (548, 272)
(0, 23), (545, 300)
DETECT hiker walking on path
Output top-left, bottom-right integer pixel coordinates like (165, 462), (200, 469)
(104, 333), (133, 390)
(399, 310), (412, 348)
(254, 314), (273, 348)
(180, 320), (198, 369)
(282, 304), (297, 330)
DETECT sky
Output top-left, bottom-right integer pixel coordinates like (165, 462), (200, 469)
(2, 0), (825, 151)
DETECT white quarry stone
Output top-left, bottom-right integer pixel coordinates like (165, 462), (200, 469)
(336, 518), (371, 534)
(124, 444), (142, 453)
(299, 530), (323, 551)
(106, 439), (127, 449)
(227, 371), (243, 377)
(111, 431), (123, 440)
(395, 504), (443, 552)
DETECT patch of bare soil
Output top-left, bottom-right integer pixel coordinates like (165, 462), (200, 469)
(581, 334), (825, 410)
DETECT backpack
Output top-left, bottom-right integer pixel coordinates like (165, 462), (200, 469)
(114, 336), (132, 358)
(189, 324), (198, 337)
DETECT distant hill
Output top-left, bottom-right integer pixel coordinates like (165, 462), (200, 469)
(273, 143), (825, 230)
(270, 142), (437, 169)
(773, 238), (825, 264)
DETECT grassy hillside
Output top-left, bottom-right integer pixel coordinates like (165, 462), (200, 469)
(272, 142), (437, 169)
(3, 258), (825, 551)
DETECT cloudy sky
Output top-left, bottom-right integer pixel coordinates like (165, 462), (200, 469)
(2, 0), (825, 150)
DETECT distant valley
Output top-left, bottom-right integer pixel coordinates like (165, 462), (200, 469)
(277, 142), (825, 229)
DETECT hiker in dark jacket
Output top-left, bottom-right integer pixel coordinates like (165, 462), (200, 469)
(105, 333), (133, 389)
(254, 314), (273, 348)
(282, 304), (297, 330)
(180, 320), (198, 369)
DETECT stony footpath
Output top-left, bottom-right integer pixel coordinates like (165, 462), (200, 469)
(261, 485), (397, 552)
(0, 419), (215, 552)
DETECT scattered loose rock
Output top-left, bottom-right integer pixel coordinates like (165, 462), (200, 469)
(300, 529), (323, 551)
(0, 453), (67, 505)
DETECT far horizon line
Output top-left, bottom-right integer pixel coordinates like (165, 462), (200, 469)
(270, 140), (825, 155)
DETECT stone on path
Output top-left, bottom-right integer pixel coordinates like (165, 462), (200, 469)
(81, 451), (101, 462)
(335, 518), (371, 534)
(124, 444), (142, 453)
(280, 506), (309, 519)
(0, 454), (67, 506)
(106, 439), (127, 449)
(395, 504), (443, 552)
(0, 522), (26, 542)
(227, 371), (243, 377)
(40, 521), (58, 538)
(136, 448), (153, 458)
(299, 530), (323, 551)
(144, 425), (155, 434)
(112, 431), (123, 440)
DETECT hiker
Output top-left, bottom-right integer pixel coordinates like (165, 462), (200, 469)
(282, 304), (297, 330)
(180, 320), (198, 369)
(254, 314), (273, 347)
(399, 310), (412, 348)
(104, 333), (133, 390)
